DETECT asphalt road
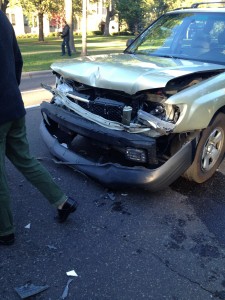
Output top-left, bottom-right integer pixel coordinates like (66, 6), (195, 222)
(2, 75), (225, 299)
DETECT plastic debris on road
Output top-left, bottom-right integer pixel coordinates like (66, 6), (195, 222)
(24, 223), (31, 229)
(47, 244), (57, 250)
(66, 270), (78, 277)
(107, 192), (116, 201)
(14, 283), (49, 299)
(60, 279), (73, 300)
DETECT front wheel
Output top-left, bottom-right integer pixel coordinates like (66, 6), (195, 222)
(184, 113), (225, 183)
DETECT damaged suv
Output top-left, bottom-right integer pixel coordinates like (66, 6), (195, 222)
(40, 3), (225, 190)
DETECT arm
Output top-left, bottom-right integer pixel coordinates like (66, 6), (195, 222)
(62, 25), (69, 38)
(12, 29), (23, 86)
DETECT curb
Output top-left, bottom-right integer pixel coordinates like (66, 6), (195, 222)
(22, 70), (52, 79)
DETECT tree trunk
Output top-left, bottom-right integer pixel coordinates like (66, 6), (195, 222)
(65, 0), (76, 53)
(103, 6), (110, 36)
(1, 0), (9, 14)
(81, 0), (87, 56)
(38, 12), (44, 42)
(134, 23), (138, 35)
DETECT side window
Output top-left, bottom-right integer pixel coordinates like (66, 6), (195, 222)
(210, 21), (225, 47)
(181, 18), (225, 61)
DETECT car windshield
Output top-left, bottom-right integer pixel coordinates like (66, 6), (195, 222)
(125, 11), (225, 65)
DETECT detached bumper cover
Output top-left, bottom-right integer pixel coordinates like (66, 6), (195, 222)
(40, 105), (195, 191)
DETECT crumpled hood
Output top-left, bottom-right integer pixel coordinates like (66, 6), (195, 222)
(51, 53), (224, 95)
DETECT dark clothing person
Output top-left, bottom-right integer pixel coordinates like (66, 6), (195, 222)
(0, 10), (77, 246)
(61, 21), (71, 56)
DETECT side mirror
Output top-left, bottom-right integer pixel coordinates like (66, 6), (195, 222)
(126, 39), (134, 47)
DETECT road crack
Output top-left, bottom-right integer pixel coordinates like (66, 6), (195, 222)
(152, 252), (224, 299)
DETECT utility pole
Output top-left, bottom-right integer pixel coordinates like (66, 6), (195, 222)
(81, 0), (87, 56)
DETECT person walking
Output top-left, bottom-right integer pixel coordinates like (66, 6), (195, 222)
(61, 20), (71, 56)
(0, 10), (78, 246)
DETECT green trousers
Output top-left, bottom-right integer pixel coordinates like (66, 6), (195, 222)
(0, 117), (67, 236)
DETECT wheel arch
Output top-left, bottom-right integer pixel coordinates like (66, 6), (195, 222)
(183, 112), (225, 183)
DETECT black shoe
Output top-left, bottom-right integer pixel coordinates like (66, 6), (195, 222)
(61, 53), (65, 56)
(0, 233), (15, 246)
(57, 197), (78, 223)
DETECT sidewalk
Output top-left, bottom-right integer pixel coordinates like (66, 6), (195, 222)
(22, 69), (52, 79)
(21, 70), (54, 107)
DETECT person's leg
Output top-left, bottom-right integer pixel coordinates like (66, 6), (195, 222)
(66, 40), (71, 56)
(0, 121), (15, 237)
(61, 40), (66, 55)
(6, 117), (67, 208)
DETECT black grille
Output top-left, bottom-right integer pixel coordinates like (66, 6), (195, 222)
(70, 97), (125, 122)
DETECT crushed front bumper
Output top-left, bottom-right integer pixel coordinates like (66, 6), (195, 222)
(40, 102), (195, 191)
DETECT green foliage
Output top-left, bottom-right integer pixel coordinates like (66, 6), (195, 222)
(17, 33), (39, 39)
(47, 32), (61, 38)
(112, 31), (133, 36)
(13, 0), (195, 43)
(115, 0), (149, 33)
(73, 0), (82, 16)
(18, 0), (63, 30)
(91, 30), (103, 36)
(115, 0), (194, 32)
(19, 0), (61, 15)
(17, 0), (63, 41)
(148, 0), (177, 20)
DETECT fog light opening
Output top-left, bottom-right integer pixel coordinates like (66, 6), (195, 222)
(125, 148), (147, 163)
(42, 112), (50, 126)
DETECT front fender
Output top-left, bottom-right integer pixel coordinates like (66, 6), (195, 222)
(167, 71), (225, 132)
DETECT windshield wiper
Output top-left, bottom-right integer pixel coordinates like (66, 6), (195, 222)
(124, 50), (134, 54)
(157, 54), (176, 59)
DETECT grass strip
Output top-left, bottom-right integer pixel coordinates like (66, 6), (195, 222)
(18, 35), (133, 72)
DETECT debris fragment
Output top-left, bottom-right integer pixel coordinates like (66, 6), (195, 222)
(14, 283), (49, 299)
(121, 193), (128, 197)
(107, 192), (116, 201)
(24, 223), (31, 229)
(47, 244), (57, 250)
(61, 143), (68, 148)
(60, 279), (73, 300)
(66, 270), (78, 277)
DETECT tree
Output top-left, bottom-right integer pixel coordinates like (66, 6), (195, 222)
(147, 0), (195, 23)
(115, 0), (193, 33)
(81, 0), (87, 56)
(0, 0), (9, 13)
(149, 0), (176, 20)
(65, 0), (76, 53)
(115, 0), (149, 34)
(88, 0), (116, 36)
(103, 0), (116, 36)
(73, 0), (82, 15)
(19, 0), (62, 41)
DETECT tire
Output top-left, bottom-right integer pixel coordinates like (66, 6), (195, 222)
(184, 113), (225, 183)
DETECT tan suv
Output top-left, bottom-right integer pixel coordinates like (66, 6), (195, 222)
(40, 3), (225, 190)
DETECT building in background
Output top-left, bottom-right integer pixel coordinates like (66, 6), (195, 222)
(6, 0), (118, 36)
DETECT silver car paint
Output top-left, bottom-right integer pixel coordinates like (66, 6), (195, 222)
(168, 71), (225, 132)
(51, 53), (224, 95)
(51, 53), (225, 133)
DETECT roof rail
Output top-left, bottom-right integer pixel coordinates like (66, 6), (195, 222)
(191, 2), (225, 8)
(173, 7), (192, 10)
